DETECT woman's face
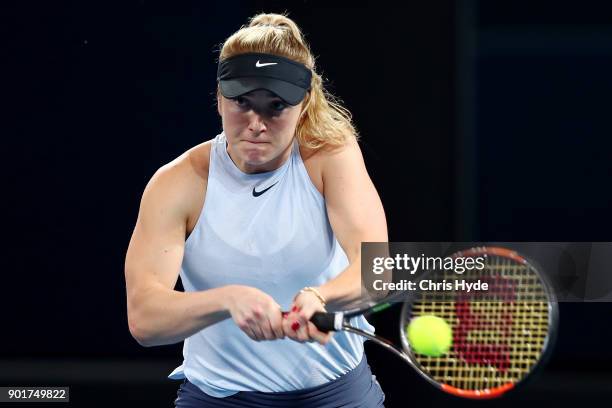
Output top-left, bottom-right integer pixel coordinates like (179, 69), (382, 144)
(218, 89), (303, 174)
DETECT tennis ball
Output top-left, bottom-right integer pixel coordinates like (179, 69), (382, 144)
(407, 315), (452, 357)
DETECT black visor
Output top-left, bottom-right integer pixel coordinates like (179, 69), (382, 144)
(217, 53), (312, 105)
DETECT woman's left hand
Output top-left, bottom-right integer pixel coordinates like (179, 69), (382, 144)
(283, 288), (333, 345)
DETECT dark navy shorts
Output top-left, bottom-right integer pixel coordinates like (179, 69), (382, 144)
(174, 356), (385, 407)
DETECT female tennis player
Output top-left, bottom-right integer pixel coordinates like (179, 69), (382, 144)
(125, 12), (387, 407)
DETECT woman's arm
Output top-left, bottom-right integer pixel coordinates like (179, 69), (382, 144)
(125, 157), (230, 346)
(317, 137), (388, 307)
(283, 137), (388, 343)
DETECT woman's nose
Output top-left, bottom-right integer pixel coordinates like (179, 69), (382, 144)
(247, 111), (267, 133)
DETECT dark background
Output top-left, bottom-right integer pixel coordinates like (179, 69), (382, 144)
(3, 1), (612, 407)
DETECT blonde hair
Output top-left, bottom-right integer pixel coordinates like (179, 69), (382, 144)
(219, 13), (358, 149)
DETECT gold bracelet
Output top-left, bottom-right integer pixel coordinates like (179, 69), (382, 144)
(299, 287), (327, 306)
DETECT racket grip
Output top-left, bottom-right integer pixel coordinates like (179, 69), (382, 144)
(310, 312), (336, 333)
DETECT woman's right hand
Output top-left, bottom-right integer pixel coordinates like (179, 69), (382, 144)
(224, 285), (285, 341)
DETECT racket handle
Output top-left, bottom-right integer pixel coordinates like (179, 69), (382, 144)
(310, 312), (337, 332)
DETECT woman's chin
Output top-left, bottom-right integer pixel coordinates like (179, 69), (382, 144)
(242, 151), (266, 164)
(237, 154), (270, 173)
(239, 146), (268, 162)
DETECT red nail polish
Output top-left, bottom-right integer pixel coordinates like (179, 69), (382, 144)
(291, 322), (300, 331)
(292, 306), (298, 312)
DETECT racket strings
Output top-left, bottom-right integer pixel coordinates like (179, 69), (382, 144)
(405, 254), (551, 391)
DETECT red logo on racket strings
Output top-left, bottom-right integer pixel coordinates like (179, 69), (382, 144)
(454, 276), (517, 372)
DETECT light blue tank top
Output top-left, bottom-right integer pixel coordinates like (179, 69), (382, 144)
(168, 133), (374, 397)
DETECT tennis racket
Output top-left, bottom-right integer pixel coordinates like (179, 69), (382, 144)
(311, 246), (559, 399)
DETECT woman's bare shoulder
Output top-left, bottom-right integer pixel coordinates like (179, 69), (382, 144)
(144, 140), (213, 209)
(300, 137), (360, 160)
(300, 137), (362, 170)
(140, 140), (213, 236)
(299, 137), (361, 194)
(185, 140), (213, 180)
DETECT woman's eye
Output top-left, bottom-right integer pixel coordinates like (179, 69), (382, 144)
(234, 97), (248, 107)
(272, 101), (288, 111)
